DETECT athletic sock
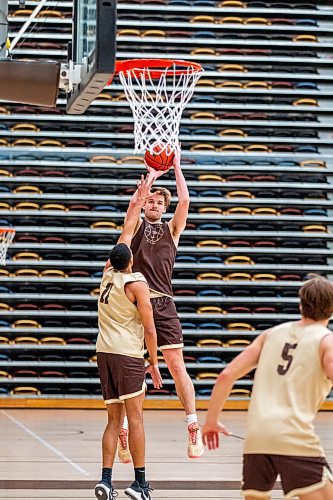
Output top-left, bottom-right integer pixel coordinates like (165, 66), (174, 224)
(101, 467), (112, 486)
(122, 416), (129, 431)
(186, 414), (198, 426)
(134, 467), (146, 486)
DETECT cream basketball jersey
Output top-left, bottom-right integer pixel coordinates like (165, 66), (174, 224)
(96, 268), (148, 358)
(244, 321), (332, 456)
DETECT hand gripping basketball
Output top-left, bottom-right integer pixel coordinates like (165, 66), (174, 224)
(144, 142), (175, 172)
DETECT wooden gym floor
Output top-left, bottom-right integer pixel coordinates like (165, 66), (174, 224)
(1, 409), (333, 499)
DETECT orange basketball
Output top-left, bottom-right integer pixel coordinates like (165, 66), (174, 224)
(144, 143), (175, 171)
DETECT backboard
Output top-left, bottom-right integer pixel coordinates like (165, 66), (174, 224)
(66, 0), (117, 114)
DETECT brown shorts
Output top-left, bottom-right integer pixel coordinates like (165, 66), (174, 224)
(242, 454), (333, 499)
(97, 352), (146, 404)
(151, 296), (183, 350)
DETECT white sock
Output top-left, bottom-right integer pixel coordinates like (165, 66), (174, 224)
(122, 416), (128, 430)
(186, 414), (198, 426)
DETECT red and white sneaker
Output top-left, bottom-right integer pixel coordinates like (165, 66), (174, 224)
(118, 428), (132, 464)
(187, 422), (204, 459)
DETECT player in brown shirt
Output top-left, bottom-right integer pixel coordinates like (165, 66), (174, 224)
(106, 148), (204, 460)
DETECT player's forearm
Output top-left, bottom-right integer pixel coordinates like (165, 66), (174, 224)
(205, 370), (235, 424)
(174, 164), (190, 204)
(144, 328), (158, 365)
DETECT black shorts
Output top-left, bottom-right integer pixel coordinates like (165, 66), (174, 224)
(151, 296), (183, 350)
(97, 352), (146, 404)
(242, 454), (333, 499)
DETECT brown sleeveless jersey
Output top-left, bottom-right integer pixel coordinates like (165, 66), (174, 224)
(131, 219), (176, 296)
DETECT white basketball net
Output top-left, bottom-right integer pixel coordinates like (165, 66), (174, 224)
(118, 62), (204, 153)
(0, 229), (15, 266)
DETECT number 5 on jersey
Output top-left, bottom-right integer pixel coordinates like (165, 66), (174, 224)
(277, 342), (298, 375)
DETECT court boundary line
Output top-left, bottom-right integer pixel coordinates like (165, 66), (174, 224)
(0, 480), (282, 490)
(1, 410), (90, 477)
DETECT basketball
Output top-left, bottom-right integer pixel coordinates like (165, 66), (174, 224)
(144, 143), (175, 171)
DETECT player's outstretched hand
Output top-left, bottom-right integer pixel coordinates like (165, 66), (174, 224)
(146, 363), (163, 389)
(202, 421), (232, 450)
(145, 164), (169, 182)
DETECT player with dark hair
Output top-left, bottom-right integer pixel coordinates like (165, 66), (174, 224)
(202, 276), (333, 500)
(106, 147), (204, 460)
(95, 177), (162, 500)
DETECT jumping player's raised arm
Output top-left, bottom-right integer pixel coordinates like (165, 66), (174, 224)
(103, 174), (155, 273)
(168, 146), (190, 244)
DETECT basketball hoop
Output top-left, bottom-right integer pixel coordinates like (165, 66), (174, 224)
(0, 228), (15, 266)
(115, 59), (204, 154)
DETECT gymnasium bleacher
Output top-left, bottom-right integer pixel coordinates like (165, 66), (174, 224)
(0, 0), (332, 406)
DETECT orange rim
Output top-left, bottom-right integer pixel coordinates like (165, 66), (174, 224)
(115, 58), (203, 79)
(0, 228), (15, 234)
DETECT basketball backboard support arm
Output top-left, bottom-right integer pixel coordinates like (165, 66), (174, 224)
(66, 0), (117, 114)
(0, 0), (8, 57)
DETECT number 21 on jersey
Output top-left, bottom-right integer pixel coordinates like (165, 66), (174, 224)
(100, 282), (113, 304)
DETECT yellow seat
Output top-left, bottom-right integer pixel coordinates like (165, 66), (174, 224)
(12, 319), (41, 329)
(220, 16), (243, 24)
(118, 28), (141, 36)
(196, 372), (219, 380)
(14, 336), (39, 344)
(0, 370), (12, 378)
(196, 240), (225, 248)
(119, 155), (145, 164)
(196, 79), (216, 87)
(38, 139), (64, 147)
(190, 48), (216, 56)
(198, 174), (224, 182)
(225, 272), (252, 281)
(218, 64), (246, 72)
(190, 15), (216, 23)
(142, 30), (166, 37)
(190, 143), (216, 151)
(226, 339), (251, 347)
(219, 128), (247, 137)
(90, 155), (117, 163)
(10, 387), (41, 396)
(0, 169), (12, 177)
(226, 190), (254, 199)
(0, 303), (12, 311)
(293, 98), (318, 107)
(252, 273), (277, 281)
(293, 34), (317, 42)
(302, 224), (328, 233)
(196, 339), (223, 347)
(0, 202), (11, 210)
(41, 203), (67, 211)
(300, 159), (325, 168)
(13, 185), (43, 194)
(96, 93), (113, 100)
(245, 144), (270, 152)
(15, 269), (40, 277)
(197, 272), (223, 281)
(0, 336), (10, 344)
(217, 81), (243, 88)
(0, 106), (10, 114)
(89, 355), (97, 363)
(13, 252), (42, 261)
(224, 255), (254, 265)
(90, 288), (100, 296)
(90, 221), (118, 229)
(40, 337), (66, 345)
(252, 207), (279, 215)
(225, 207), (252, 215)
(190, 112), (217, 120)
(10, 123), (40, 132)
(244, 81), (270, 89)
(198, 207), (223, 214)
(14, 202), (40, 210)
(245, 17), (270, 25)
(218, 0), (247, 6)
(230, 388), (251, 396)
(40, 269), (67, 277)
(227, 322), (254, 331)
(219, 144), (244, 152)
(12, 138), (37, 147)
(10, 9), (33, 17)
(37, 9), (64, 18)
(197, 306), (225, 314)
